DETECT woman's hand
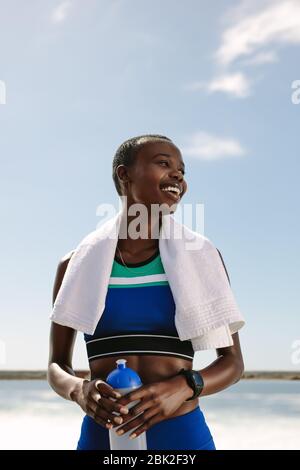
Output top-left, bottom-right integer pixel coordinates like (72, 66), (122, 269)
(112, 374), (193, 439)
(75, 379), (130, 429)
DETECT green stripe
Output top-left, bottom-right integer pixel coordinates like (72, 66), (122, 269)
(109, 280), (169, 288)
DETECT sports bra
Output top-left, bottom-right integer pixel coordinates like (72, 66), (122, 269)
(83, 249), (195, 362)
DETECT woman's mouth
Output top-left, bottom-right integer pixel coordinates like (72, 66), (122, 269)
(160, 185), (181, 201)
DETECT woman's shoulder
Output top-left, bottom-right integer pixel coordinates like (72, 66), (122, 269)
(52, 250), (75, 306)
(55, 250), (75, 276)
(60, 249), (75, 263)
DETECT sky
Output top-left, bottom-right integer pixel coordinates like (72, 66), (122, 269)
(0, 0), (299, 371)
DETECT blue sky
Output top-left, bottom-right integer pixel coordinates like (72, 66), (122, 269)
(0, 0), (299, 371)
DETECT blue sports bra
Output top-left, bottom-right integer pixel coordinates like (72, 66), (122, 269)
(83, 249), (195, 362)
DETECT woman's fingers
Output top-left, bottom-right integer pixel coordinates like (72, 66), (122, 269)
(95, 379), (121, 399)
(86, 403), (112, 428)
(87, 398), (119, 429)
(128, 409), (163, 439)
(116, 406), (161, 437)
(98, 396), (130, 424)
(90, 385), (129, 415)
(112, 399), (152, 428)
(88, 385), (129, 428)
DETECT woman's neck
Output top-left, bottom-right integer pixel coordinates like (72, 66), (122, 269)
(117, 209), (161, 257)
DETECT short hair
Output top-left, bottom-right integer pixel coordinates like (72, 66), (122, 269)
(112, 134), (173, 196)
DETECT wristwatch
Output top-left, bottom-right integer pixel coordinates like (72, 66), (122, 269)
(176, 368), (204, 401)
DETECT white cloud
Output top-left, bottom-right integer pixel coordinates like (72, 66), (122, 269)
(207, 72), (251, 98)
(51, 1), (72, 24)
(216, 0), (300, 66)
(185, 72), (251, 98)
(187, 1), (300, 99)
(241, 50), (279, 66)
(182, 132), (246, 161)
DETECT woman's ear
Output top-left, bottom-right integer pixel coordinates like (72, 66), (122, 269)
(116, 165), (129, 192)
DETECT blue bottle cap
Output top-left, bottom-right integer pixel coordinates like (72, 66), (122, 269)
(106, 359), (143, 389)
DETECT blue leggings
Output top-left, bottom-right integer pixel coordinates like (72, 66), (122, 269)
(76, 406), (216, 450)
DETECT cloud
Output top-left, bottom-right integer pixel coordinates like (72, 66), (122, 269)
(207, 72), (251, 98)
(216, 0), (300, 66)
(51, 1), (72, 24)
(182, 132), (246, 161)
(185, 72), (251, 98)
(187, 1), (300, 99)
(241, 50), (279, 66)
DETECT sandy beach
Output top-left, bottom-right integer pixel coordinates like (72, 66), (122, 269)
(0, 378), (299, 450)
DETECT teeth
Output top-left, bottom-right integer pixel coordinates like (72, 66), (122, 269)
(161, 186), (181, 195)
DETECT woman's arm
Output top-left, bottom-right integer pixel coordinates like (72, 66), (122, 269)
(47, 254), (133, 430)
(189, 331), (244, 398)
(185, 249), (244, 397)
(47, 323), (85, 402)
(170, 331), (244, 400)
(47, 253), (85, 402)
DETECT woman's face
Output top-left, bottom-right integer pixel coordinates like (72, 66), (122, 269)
(117, 140), (187, 214)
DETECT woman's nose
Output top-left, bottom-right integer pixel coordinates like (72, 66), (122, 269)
(169, 169), (184, 180)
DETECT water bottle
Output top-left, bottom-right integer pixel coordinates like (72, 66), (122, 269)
(106, 358), (147, 450)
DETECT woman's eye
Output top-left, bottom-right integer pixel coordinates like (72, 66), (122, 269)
(158, 161), (185, 175)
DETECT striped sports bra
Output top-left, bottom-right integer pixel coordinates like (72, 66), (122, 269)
(83, 249), (194, 362)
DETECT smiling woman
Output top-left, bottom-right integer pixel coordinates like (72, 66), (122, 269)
(112, 135), (188, 212)
(48, 134), (245, 450)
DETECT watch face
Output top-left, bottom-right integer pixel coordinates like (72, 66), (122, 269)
(192, 371), (204, 387)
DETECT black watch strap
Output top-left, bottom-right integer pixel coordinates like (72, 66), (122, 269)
(177, 368), (204, 401)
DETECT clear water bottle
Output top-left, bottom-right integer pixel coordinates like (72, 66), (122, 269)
(106, 358), (147, 450)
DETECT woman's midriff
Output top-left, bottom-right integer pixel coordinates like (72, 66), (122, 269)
(89, 354), (199, 419)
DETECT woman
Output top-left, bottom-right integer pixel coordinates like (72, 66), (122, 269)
(47, 134), (245, 450)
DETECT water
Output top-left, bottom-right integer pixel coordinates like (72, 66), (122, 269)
(0, 380), (299, 450)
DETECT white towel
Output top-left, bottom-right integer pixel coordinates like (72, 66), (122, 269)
(50, 209), (245, 351)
